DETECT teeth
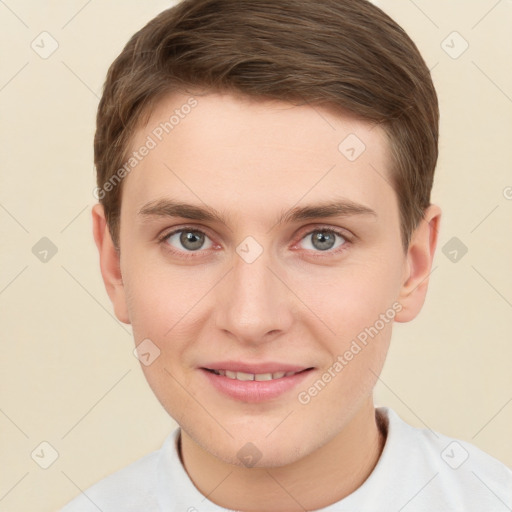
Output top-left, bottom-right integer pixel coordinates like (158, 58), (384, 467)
(211, 369), (301, 381)
(255, 373), (273, 381)
(236, 371), (254, 381)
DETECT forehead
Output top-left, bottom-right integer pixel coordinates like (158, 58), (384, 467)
(122, 91), (397, 227)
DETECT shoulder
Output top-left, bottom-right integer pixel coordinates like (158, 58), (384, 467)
(378, 407), (512, 511)
(58, 431), (177, 512)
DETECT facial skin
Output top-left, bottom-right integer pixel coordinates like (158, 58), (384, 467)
(93, 91), (441, 511)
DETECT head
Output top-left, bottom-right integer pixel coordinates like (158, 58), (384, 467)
(92, 0), (441, 467)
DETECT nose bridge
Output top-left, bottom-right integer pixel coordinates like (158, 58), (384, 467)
(234, 248), (274, 303)
(215, 239), (291, 340)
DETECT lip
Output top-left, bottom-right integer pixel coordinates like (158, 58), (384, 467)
(200, 360), (311, 374)
(199, 364), (314, 403)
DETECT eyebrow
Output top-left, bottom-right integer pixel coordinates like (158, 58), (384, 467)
(138, 197), (377, 227)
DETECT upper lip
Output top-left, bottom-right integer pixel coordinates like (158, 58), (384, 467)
(201, 361), (313, 374)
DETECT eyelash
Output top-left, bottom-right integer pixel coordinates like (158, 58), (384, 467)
(157, 225), (353, 260)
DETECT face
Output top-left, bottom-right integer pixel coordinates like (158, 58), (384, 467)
(109, 91), (413, 466)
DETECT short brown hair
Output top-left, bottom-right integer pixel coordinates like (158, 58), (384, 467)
(94, 0), (439, 252)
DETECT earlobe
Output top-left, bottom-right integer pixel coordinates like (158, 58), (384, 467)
(394, 204), (442, 323)
(92, 204), (131, 324)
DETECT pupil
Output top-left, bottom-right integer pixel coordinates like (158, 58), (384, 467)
(181, 231), (203, 250)
(314, 231), (335, 251)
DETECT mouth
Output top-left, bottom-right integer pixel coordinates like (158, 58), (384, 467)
(203, 368), (312, 381)
(199, 365), (315, 403)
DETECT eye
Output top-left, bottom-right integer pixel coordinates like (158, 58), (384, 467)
(158, 225), (352, 259)
(160, 227), (214, 254)
(297, 227), (350, 253)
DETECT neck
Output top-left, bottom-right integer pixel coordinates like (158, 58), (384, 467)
(179, 398), (387, 511)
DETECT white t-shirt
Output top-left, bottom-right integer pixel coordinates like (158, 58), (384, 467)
(59, 407), (512, 511)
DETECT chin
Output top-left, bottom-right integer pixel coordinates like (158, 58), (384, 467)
(204, 427), (314, 469)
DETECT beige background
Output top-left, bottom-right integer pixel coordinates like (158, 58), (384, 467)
(0, 1), (511, 511)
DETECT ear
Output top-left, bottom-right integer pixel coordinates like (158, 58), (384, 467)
(92, 204), (131, 324)
(394, 204), (442, 323)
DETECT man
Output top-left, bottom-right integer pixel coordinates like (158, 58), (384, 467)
(61, 0), (512, 510)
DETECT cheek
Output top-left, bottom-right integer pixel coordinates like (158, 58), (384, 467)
(296, 254), (400, 392)
(123, 251), (198, 338)
(124, 264), (199, 419)
(123, 259), (208, 391)
(301, 258), (400, 337)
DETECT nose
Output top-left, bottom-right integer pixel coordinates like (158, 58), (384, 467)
(214, 245), (294, 345)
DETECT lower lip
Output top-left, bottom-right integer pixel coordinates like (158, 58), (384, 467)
(200, 368), (314, 403)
